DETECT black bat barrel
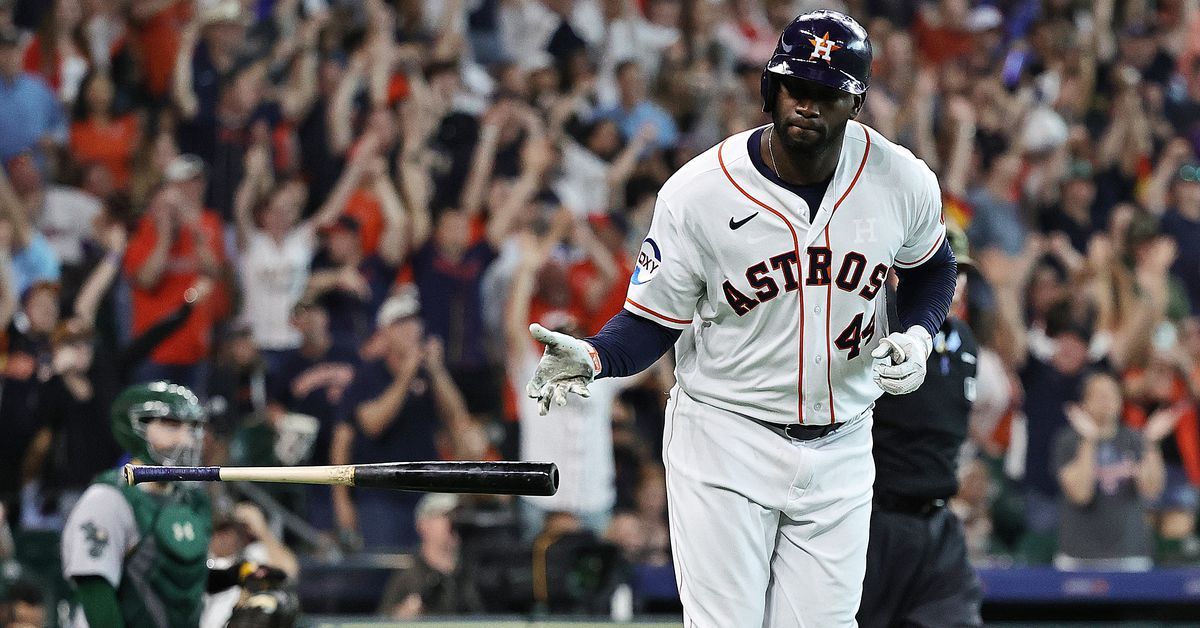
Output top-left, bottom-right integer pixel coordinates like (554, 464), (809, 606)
(353, 461), (559, 496)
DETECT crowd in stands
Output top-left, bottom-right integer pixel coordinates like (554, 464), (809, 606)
(0, 0), (1198, 620)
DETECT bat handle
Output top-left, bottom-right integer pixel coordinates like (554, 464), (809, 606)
(125, 464), (220, 485)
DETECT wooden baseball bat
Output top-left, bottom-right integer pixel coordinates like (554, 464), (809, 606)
(123, 461), (559, 496)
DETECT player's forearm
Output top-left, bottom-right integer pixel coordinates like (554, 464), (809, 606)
(75, 576), (125, 628)
(585, 310), (680, 378)
(894, 240), (957, 337)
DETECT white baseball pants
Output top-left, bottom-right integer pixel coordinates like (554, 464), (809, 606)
(664, 388), (875, 627)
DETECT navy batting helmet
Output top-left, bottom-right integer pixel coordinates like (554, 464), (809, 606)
(760, 10), (872, 112)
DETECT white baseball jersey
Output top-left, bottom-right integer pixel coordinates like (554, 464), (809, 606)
(625, 121), (945, 425)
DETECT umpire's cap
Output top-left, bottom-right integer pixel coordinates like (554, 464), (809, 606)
(761, 10), (872, 112)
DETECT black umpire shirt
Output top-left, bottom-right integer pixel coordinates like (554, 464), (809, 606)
(872, 315), (978, 501)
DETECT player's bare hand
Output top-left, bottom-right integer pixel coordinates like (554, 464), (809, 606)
(526, 323), (596, 415)
(871, 326), (932, 395)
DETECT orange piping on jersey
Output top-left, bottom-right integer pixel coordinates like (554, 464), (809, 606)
(625, 298), (693, 325)
(896, 229), (946, 268)
(823, 229), (837, 425)
(717, 138), (806, 424)
(823, 127), (872, 425)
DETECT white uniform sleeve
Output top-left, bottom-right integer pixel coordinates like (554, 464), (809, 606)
(623, 196), (704, 330)
(62, 484), (138, 588)
(894, 167), (947, 269)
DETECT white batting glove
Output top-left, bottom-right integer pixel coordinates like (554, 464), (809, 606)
(526, 323), (600, 415)
(870, 325), (933, 395)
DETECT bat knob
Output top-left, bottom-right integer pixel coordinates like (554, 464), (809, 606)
(123, 464), (137, 486)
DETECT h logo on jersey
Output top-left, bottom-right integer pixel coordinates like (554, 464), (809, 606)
(808, 32), (841, 62)
(631, 238), (662, 285)
(172, 521), (196, 542)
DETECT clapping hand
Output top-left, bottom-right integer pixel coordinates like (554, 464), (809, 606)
(1065, 403), (1101, 442)
(1143, 406), (1184, 443)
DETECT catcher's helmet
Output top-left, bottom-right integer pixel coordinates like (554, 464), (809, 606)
(111, 381), (207, 466)
(760, 10), (872, 112)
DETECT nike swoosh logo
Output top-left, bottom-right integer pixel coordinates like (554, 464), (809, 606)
(729, 213), (758, 230)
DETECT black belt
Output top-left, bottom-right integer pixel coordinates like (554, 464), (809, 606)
(749, 417), (844, 441)
(873, 492), (946, 517)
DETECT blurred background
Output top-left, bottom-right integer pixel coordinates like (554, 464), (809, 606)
(0, 0), (1198, 625)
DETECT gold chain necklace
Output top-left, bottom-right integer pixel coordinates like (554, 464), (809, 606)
(768, 125), (781, 176)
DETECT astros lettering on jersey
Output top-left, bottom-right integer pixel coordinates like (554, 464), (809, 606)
(625, 121), (945, 425)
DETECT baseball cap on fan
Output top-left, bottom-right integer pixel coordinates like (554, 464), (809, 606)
(376, 287), (421, 328)
(415, 493), (459, 520)
(164, 154), (206, 183)
(200, 0), (250, 27)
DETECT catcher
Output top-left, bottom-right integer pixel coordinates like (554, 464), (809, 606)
(61, 382), (282, 627)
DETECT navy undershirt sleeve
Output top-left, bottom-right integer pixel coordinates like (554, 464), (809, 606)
(894, 239), (957, 337)
(584, 310), (681, 379)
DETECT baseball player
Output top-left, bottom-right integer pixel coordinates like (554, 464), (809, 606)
(857, 226), (982, 628)
(61, 382), (281, 627)
(526, 10), (956, 627)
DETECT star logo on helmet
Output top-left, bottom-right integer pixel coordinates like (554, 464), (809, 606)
(808, 32), (841, 62)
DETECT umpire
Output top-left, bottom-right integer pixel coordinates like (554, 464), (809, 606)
(858, 226), (983, 628)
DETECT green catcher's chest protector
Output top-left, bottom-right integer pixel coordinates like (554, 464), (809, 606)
(99, 469), (212, 628)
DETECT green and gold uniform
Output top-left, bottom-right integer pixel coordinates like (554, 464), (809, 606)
(60, 382), (211, 628)
(62, 471), (211, 627)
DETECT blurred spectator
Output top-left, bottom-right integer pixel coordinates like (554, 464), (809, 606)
(506, 228), (623, 538)
(0, 274), (55, 522)
(242, 133), (405, 364)
(268, 297), (357, 529)
(330, 290), (475, 549)
(202, 502), (299, 628)
(1036, 161), (1100, 253)
(129, 0), (191, 101)
(378, 494), (484, 620)
(1144, 138), (1200, 313)
(174, 54), (269, 218)
(0, 578), (44, 628)
(22, 0), (88, 105)
(0, 155), (61, 294)
(19, 222), (125, 527)
(70, 70), (140, 192)
(949, 458), (998, 564)
(123, 161), (226, 393)
(1054, 372), (1172, 571)
(302, 137), (406, 352)
(1123, 346), (1200, 564)
(555, 117), (656, 218)
(0, 24), (67, 173)
(3, 143), (100, 296)
(605, 465), (670, 568)
(207, 321), (268, 440)
(595, 61), (678, 151)
(406, 132), (550, 414)
(965, 152), (1025, 257)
